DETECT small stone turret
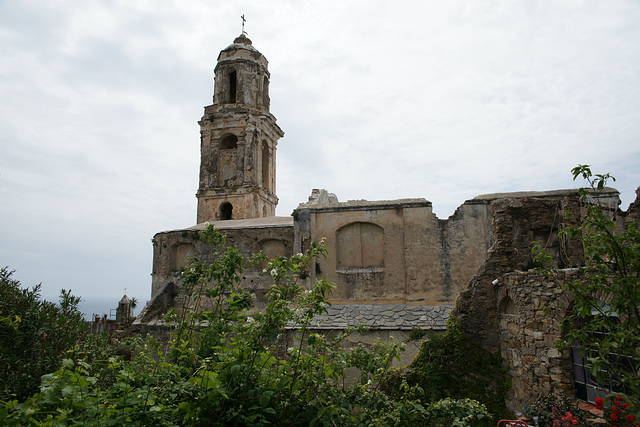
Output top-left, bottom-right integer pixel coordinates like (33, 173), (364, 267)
(115, 294), (133, 323)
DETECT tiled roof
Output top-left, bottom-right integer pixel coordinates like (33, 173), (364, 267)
(287, 304), (453, 330)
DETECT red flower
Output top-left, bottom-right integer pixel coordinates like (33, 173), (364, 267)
(572, 420), (577, 425)
(595, 397), (604, 410)
(611, 413), (619, 421)
(626, 414), (635, 422)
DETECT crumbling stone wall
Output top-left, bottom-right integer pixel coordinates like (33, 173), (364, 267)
(443, 199), (493, 301)
(453, 193), (578, 353)
(452, 190), (619, 352)
(452, 187), (637, 413)
(496, 269), (580, 413)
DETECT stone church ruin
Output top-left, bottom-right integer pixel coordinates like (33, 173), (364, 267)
(135, 33), (640, 413)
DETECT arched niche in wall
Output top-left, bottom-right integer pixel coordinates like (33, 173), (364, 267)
(260, 239), (286, 260)
(171, 243), (193, 272)
(336, 222), (385, 270)
(499, 295), (520, 316)
(220, 202), (233, 220)
(218, 134), (238, 185)
(258, 239), (287, 270)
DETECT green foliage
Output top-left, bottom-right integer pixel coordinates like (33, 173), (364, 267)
(0, 267), (86, 401)
(383, 316), (511, 424)
(1, 227), (494, 425)
(534, 165), (640, 418)
(425, 397), (491, 427)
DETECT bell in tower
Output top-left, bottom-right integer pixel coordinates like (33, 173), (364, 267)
(196, 33), (284, 222)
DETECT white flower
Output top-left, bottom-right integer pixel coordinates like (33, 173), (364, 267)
(204, 222), (211, 227)
(246, 316), (255, 324)
(270, 268), (278, 278)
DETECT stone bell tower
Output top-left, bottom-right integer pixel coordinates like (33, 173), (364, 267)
(196, 34), (284, 222)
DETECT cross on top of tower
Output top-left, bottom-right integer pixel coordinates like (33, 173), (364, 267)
(241, 14), (247, 35)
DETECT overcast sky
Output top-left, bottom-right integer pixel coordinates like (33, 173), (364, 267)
(1, 0), (639, 317)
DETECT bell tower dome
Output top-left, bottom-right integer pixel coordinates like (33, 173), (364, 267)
(196, 34), (284, 222)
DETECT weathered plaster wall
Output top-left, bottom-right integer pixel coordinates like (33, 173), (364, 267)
(141, 190), (492, 330)
(293, 191), (491, 306)
(445, 200), (493, 301)
(142, 217), (294, 323)
(298, 199), (426, 304)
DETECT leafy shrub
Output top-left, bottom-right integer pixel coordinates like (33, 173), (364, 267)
(0, 267), (86, 401)
(383, 316), (511, 423)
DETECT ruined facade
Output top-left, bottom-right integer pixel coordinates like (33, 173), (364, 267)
(136, 34), (640, 414)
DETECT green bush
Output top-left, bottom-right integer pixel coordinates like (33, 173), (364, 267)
(383, 316), (511, 424)
(0, 267), (86, 401)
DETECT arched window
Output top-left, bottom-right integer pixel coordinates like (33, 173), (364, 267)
(221, 134), (238, 149)
(262, 75), (269, 108)
(220, 202), (233, 220)
(261, 141), (270, 189)
(227, 70), (237, 103)
(336, 222), (384, 269)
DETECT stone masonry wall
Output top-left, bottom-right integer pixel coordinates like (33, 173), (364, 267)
(496, 269), (581, 413)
